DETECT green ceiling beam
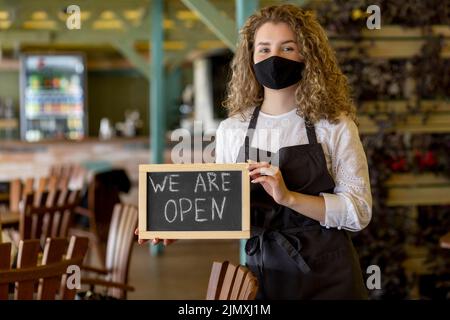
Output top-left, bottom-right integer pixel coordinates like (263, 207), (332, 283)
(166, 42), (197, 71)
(0, 30), (51, 44)
(0, 28), (149, 47)
(112, 39), (150, 79)
(236, 0), (258, 30)
(180, 0), (237, 52)
(164, 17), (210, 69)
(104, 6), (151, 79)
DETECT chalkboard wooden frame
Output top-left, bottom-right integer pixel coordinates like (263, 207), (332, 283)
(138, 163), (250, 239)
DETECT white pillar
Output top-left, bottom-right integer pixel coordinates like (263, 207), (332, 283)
(193, 58), (217, 135)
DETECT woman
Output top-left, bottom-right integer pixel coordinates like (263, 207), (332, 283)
(137, 4), (372, 300)
(215, 4), (372, 299)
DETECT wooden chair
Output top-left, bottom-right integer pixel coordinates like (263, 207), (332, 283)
(49, 163), (86, 191)
(206, 261), (259, 300)
(0, 235), (89, 300)
(20, 186), (81, 245)
(47, 164), (103, 265)
(80, 203), (138, 299)
(9, 177), (41, 214)
(8, 176), (71, 214)
(1, 177), (80, 250)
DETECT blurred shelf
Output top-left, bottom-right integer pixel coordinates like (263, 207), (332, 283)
(25, 113), (83, 119)
(25, 91), (83, 97)
(0, 58), (140, 72)
(403, 245), (430, 276)
(358, 100), (450, 134)
(332, 38), (450, 58)
(387, 187), (450, 206)
(360, 25), (450, 39)
(0, 119), (18, 129)
(385, 173), (450, 206)
(386, 173), (450, 187)
(358, 113), (450, 134)
(328, 25), (450, 39)
(360, 100), (450, 113)
(329, 25), (450, 58)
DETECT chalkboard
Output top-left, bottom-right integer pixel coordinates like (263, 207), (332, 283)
(138, 163), (250, 239)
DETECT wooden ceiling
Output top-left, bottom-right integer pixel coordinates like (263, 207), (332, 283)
(0, 0), (298, 54)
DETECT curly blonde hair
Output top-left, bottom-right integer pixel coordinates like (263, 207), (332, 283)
(223, 4), (356, 125)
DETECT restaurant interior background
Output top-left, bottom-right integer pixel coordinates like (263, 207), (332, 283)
(0, 0), (449, 300)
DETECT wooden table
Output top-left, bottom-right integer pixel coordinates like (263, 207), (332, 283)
(0, 211), (20, 226)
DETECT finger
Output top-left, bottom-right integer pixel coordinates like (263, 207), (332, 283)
(152, 238), (160, 245)
(249, 166), (277, 176)
(260, 166), (278, 176)
(248, 169), (262, 178)
(251, 175), (275, 184)
(247, 160), (269, 165)
(134, 228), (139, 235)
(247, 162), (270, 171)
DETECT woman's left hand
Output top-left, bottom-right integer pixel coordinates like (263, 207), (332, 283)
(248, 161), (292, 206)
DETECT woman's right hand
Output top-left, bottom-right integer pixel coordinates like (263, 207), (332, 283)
(134, 228), (177, 246)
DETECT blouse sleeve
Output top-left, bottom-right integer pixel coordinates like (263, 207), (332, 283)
(319, 116), (373, 232)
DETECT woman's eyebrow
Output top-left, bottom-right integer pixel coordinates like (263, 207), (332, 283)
(256, 40), (296, 46)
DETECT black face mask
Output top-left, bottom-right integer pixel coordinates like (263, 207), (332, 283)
(253, 55), (305, 90)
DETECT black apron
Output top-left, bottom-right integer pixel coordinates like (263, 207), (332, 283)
(236, 106), (367, 300)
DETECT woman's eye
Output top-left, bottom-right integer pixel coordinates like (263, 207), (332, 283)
(259, 48), (269, 53)
(283, 47), (294, 52)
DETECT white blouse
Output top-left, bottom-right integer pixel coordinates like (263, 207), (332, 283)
(215, 106), (372, 232)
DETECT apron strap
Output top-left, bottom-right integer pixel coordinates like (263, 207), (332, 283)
(305, 117), (318, 144)
(244, 107), (261, 161)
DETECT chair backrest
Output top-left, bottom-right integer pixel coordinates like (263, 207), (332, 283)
(9, 177), (37, 213)
(20, 187), (81, 244)
(49, 164), (86, 190)
(104, 203), (138, 299)
(206, 261), (258, 300)
(9, 176), (70, 213)
(0, 236), (89, 300)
